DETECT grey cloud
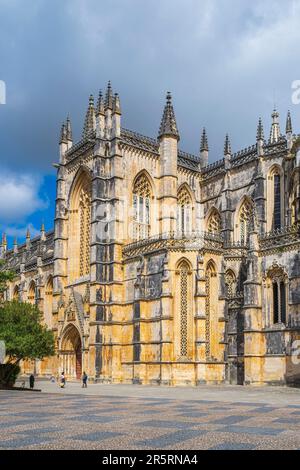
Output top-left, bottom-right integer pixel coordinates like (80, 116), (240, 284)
(0, 0), (300, 174)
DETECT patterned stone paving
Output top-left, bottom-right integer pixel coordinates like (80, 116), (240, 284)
(1, 390), (300, 450)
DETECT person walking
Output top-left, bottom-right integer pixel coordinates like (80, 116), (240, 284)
(60, 371), (66, 388)
(82, 371), (88, 388)
(29, 374), (35, 389)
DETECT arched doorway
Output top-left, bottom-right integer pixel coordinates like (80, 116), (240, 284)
(60, 325), (82, 380)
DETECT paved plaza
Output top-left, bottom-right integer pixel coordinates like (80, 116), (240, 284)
(1, 382), (300, 450)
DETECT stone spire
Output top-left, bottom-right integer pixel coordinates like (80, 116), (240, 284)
(269, 109), (281, 143)
(113, 93), (121, 115)
(66, 115), (72, 142)
(13, 237), (18, 254)
(256, 118), (264, 141)
(59, 122), (67, 144)
(96, 90), (105, 116)
(82, 94), (96, 138)
(224, 134), (232, 156)
(40, 222), (46, 242)
(96, 90), (105, 139)
(112, 93), (122, 138)
(200, 128), (209, 168)
(286, 110), (292, 135)
(158, 92), (180, 141)
(105, 81), (114, 110)
(26, 228), (31, 250)
(256, 118), (265, 157)
(200, 128), (209, 152)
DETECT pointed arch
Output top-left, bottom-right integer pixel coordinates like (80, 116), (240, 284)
(28, 280), (36, 305)
(176, 257), (192, 271)
(68, 167), (92, 281)
(177, 183), (195, 204)
(267, 164), (284, 231)
(59, 323), (82, 379)
(268, 164), (283, 177)
(60, 323), (82, 350)
(235, 196), (254, 243)
(13, 285), (19, 301)
(206, 259), (217, 274)
(45, 275), (53, 294)
(177, 184), (193, 235)
(68, 165), (92, 206)
(132, 170), (154, 240)
(225, 269), (237, 298)
(132, 169), (156, 197)
(206, 207), (222, 234)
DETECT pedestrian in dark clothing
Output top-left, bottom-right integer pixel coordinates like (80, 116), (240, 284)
(29, 374), (35, 389)
(60, 372), (66, 388)
(82, 371), (88, 388)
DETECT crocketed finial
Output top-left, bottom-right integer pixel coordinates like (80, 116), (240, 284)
(224, 134), (232, 156)
(113, 93), (121, 115)
(257, 117), (264, 141)
(59, 122), (67, 144)
(66, 115), (72, 141)
(286, 110), (292, 135)
(105, 81), (114, 110)
(82, 94), (96, 138)
(269, 108), (281, 143)
(158, 92), (180, 141)
(200, 128), (209, 152)
(96, 90), (105, 115)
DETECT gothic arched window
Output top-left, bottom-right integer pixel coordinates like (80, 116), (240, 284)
(267, 266), (288, 325)
(28, 281), (36, 305)
(79, 184), (91, 277)
(239, 199), (253, 244)
(267, 167), (283, 232)
(69, 169), (91, 281)
(133, 174), (151, 240)
(273, 174), (281, 230)
(207, 209), (221, 234)
(177, 187), (192, 235)
(272, 279), (287, 324)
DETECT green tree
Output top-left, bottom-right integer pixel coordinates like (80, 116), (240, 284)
(0, 301), (55, 387)
(0, 260), (15, 297)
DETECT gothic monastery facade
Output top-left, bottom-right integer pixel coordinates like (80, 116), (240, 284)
(1, 83), (300, 386)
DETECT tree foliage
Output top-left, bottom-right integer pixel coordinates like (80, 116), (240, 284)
(0, 260), (15, 296)
(0, 300), (55, 365)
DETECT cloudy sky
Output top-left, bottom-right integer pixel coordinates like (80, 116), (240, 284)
(1, 0), (300, 247)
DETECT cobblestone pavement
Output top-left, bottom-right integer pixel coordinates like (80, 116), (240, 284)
(1, 383), (300, 450)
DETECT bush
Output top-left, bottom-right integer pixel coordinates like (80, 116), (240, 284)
(0, 363), (21, 388)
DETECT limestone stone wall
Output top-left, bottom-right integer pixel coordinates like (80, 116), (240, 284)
(2, 95), (300, 387)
